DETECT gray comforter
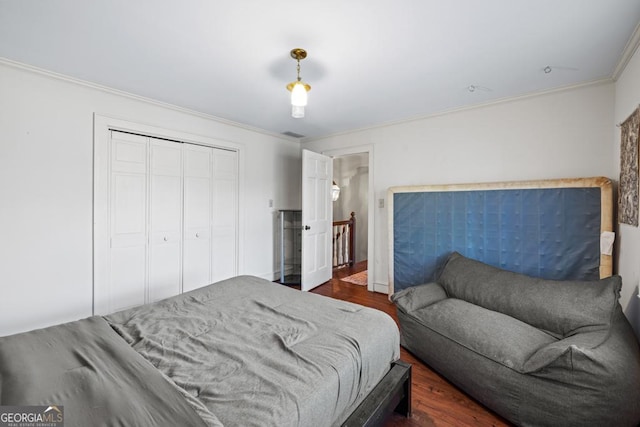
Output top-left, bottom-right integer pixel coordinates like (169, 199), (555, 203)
(1, 275), (399, 427)
(0, 316), (210, 426)
(106, 276), (400, 427)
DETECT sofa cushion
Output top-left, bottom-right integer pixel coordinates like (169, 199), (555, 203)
(438, 252), (621, 338)
(391, 282), (448, 312)
(407, 298), (556, 372)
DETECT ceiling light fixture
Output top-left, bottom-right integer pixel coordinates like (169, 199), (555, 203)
(286, 48), (311, 118)
(332, 181), (340, 202)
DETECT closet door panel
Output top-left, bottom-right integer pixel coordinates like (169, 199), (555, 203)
(183, 145), (212, 292)
(110, 246), (147, 311)
(212, 150), (238, 282)
(109, 132), (147, 312)
(149, 140), (183, 302)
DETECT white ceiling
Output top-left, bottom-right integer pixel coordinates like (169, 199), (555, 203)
(1, 1), (640, 140)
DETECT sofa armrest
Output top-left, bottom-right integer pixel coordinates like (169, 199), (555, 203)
(524, 305), (640, 379)
(391, 282), (448, 313)
(523, 329), (608, 373)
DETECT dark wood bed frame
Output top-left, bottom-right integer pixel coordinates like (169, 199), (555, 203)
(343, 360), (412, 426)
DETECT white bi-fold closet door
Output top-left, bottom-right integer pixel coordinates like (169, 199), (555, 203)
(97, 130), (237, 315)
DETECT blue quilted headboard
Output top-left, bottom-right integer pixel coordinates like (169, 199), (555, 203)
(388, 177), (613, 295)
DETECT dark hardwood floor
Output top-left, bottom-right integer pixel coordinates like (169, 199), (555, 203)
(312, 261), (511, 427)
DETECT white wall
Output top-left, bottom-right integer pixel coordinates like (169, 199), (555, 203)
(614, 45), (640, 336)
(0, 61), (301, 336)
(303, 82), (616, 298)
(3, 55), (634, 337)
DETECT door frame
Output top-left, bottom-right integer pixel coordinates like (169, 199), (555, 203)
(93, 114), (244, 314)
(321, 145), (376, 292)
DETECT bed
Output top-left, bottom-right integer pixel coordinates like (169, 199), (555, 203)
(0, 275), (409, 427)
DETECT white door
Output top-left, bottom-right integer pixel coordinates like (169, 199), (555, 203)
(148, 140), (183, 302)
(301, 149), (333, 291)
(183, 144), (213, 292)
(108, 131), (148, 312)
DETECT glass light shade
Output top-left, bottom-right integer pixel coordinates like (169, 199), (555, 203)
(290, 82), (308, 106)
(332, 183), (340, 202)
(291, 105), (305, 118)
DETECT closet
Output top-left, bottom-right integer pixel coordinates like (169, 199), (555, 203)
(95, 130), (238, 314)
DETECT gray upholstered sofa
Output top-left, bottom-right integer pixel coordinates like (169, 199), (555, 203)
(392, 252), (640, 426)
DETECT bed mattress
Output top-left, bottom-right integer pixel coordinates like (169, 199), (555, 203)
(0, 275), (400, 427)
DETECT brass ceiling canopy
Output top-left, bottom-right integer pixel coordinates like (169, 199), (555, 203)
(290, 48), (307, 61)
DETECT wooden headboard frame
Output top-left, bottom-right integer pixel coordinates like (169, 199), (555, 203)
(387, 177), (613, 296)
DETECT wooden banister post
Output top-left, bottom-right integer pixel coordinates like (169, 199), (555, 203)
(349, 212), (356, 266)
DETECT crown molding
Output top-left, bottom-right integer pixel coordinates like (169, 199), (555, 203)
(0, 57), (300, 143)
(302, 78), (613, 143)
(612, 21), (640, 81)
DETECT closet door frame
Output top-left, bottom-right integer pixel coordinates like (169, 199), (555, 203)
(93, 114), (243, 315)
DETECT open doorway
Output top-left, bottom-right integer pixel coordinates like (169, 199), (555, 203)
(332, 153), (369, 286)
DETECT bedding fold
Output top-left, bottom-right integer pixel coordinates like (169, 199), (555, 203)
(0, 316), (218, 427)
